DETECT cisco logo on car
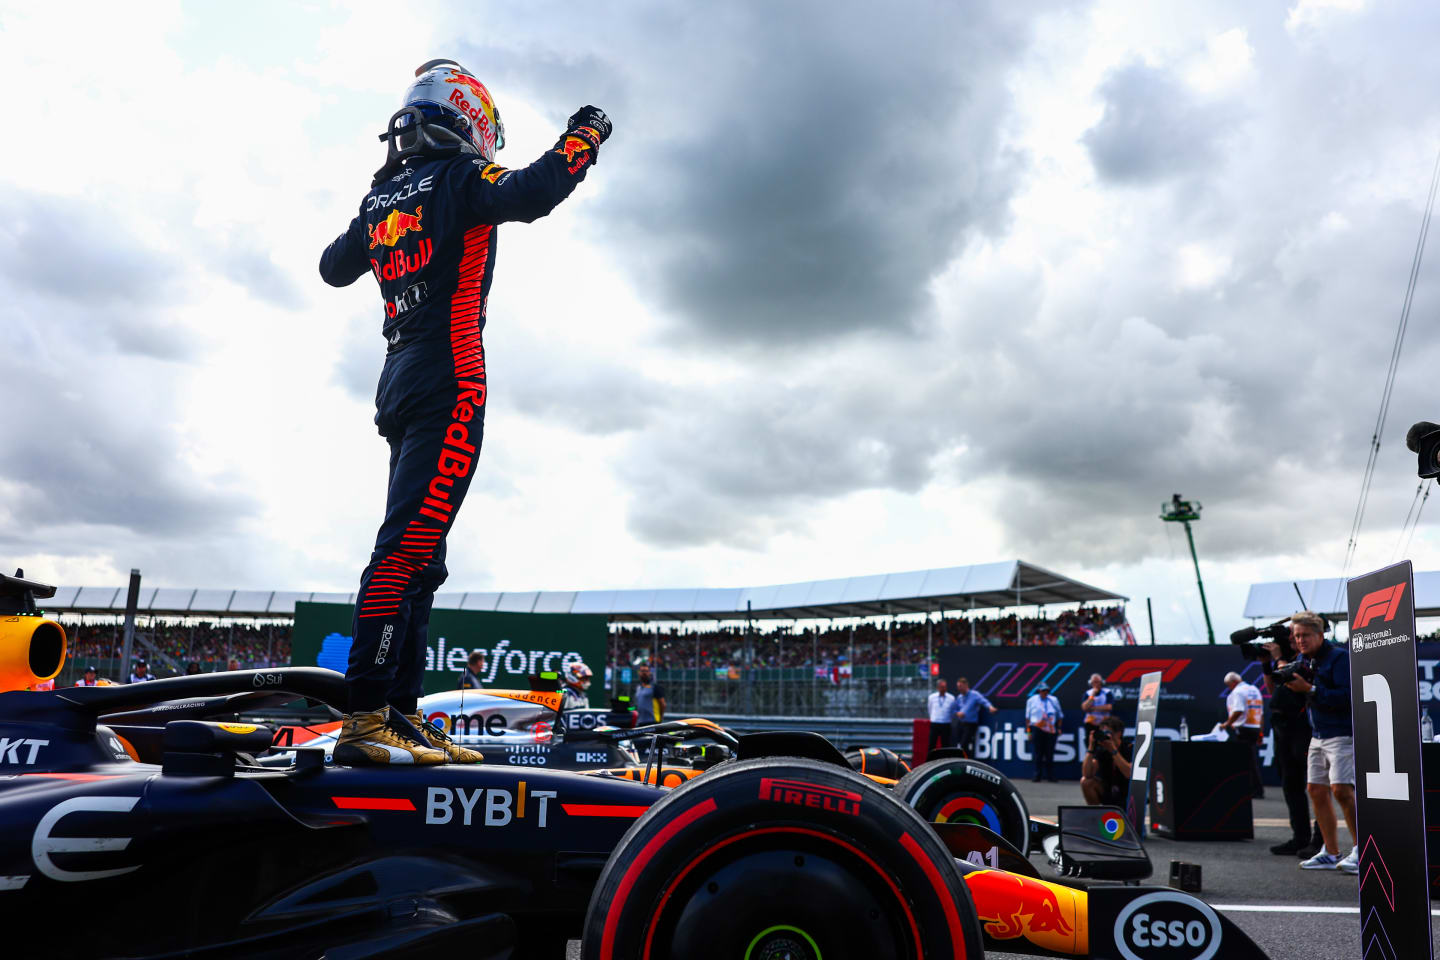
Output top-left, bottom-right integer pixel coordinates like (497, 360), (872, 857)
(1114, 891), (1221, 960)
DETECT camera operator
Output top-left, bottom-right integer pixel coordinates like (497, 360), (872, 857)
(1222, 671), (1265, 799)
(1285, 611), (1358, 873)
(1257, 632), (1316, 855)
(1080, 716), (1131, 806)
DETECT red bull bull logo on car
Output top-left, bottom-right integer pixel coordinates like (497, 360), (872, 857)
(369, 206), (424, 249)
(966, 869), (1086, 953)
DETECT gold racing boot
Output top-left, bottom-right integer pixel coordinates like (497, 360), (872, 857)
(408, 713), (485, 764)
(334, 706), (447, 766)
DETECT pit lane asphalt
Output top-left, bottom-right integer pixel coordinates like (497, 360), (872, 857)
(563, 780), (1432, 959)
(989, 780), (1438, 960)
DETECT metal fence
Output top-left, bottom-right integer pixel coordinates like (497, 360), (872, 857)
(626, 666), (931, 720)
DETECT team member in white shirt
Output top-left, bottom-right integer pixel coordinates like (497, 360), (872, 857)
(1223, 670), (1266, 799)
(1024, 682), (1063, 782)
(926, 679), (958, 752)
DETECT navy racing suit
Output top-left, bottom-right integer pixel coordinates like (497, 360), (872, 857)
(319, 132), (599, 713)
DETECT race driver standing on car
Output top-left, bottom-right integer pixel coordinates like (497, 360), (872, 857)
(320, 59), (612, 765)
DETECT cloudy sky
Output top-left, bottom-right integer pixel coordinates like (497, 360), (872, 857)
(4, 0), (1439, 643)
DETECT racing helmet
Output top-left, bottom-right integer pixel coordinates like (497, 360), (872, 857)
(396, 59), (505, 162)
(563, 662), (593, 691)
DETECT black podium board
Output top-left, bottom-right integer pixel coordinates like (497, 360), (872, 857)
(1148, 740), (1254, 840)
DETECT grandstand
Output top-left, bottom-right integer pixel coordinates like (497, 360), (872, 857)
(46, 560), (1129, 688)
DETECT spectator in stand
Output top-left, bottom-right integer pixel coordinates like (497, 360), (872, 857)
(459, 650), (485, 690)
(1080, 716), (1132, 806)
(227, 658), (241, 672)
(75, 665), (99, 687)
(1080, 673), (1114, 731)
(185, 662), (201, 676)
(926, 679), (956, 752)
(1024, 682), (1062, 783)
(1222, 671), (1266, 799)
(634, 665), (666, 722)
(128, 660), (156, 683)
(951, 677), (997, 757)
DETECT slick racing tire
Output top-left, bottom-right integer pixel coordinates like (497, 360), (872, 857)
(894, 758), (1030, 855)
(845, 745), (912, 780)
(581, 757), (984, 960)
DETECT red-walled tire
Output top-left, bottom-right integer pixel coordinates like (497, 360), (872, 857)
(893, 759), (1031, 855)
(581, 757), (984, 960)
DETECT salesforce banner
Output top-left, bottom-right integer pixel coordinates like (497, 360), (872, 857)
(291, 601), (609, 702)
(938, 642), (1440, 784)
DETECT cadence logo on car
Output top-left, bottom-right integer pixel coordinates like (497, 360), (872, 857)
(1114, 891), (1221, 960)
(758, 777), (861, 816)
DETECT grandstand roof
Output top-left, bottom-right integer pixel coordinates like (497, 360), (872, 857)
(44, 561), (1124, 622)
(1244, 571), (1440, 620)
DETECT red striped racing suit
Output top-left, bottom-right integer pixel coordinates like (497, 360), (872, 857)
(319, 133), (599, 713)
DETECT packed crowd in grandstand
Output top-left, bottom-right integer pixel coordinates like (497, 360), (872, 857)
(59, 604), (1129, 679)
(613, 605), (1132, 670)
(65, 622), (293, 673)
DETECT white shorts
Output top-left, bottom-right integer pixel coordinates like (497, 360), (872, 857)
(1306, 735), (1355, 786)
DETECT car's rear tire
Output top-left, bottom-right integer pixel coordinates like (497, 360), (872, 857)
(893, 758), (1030, 855)
(581, 757), (984, 960)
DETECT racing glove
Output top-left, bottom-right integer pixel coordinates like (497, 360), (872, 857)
(557, 106), (612, 165)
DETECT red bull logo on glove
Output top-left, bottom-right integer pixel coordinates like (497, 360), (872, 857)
(369, 206), (424, 249)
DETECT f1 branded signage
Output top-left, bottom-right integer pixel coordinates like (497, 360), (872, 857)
(1127, 671), (1162, 841)
(1348, 560), (1432, 960)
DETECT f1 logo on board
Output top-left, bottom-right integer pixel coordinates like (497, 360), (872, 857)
(758, 777), (861, 817)
(1354, 583), (1407, 630)
(1108, 660), (1191, 684)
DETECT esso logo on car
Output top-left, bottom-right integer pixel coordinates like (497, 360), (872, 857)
(1114, 892), (1221, 960)
(507, 754), (548, 766)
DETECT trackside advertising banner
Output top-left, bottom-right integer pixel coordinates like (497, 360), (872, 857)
(1348, 561), (1432, 960)
(291, 602), (609, 702)
(935, 642), (1433, 783)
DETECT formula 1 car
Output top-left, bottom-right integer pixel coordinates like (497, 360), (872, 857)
(0, 571), (1272, 958)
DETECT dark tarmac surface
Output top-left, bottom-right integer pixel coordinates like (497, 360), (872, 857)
(990, 780), (1435, 960)
(565, 779), (1433, 959)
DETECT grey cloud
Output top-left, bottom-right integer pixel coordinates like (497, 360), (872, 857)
(0, 356), (258, 554)
(433, 2), (1440, 570)
(454, 1), (1047, 346)
(1082, 63), (1234, 185)
(218, 240), (306, 310)
(333, 315), (382, 402)
(0, 194), (181, 307)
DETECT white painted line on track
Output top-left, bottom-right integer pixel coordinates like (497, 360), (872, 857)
(1213, 904), (1440, 915)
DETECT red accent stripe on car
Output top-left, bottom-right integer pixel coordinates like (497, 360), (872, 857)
(561, 803), (651, 818)
(900, 831), (968, 957)
(601, 797), (718, 960)
(641, 824), (922, 960)
(331, 796), (416, 811)
(21, 772), (121, 781)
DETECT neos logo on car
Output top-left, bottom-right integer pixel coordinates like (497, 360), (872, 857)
(1113, 891), (1220, 960)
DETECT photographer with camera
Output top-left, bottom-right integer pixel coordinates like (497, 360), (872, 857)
(1279, 611), (1358, 873)
(1222, 671), (1265, 799)
(1259, 631), (1316, 856)
(1080, 715), (1131, 806)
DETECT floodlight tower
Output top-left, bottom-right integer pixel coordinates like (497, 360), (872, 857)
(1160, 493), (1215, 645)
